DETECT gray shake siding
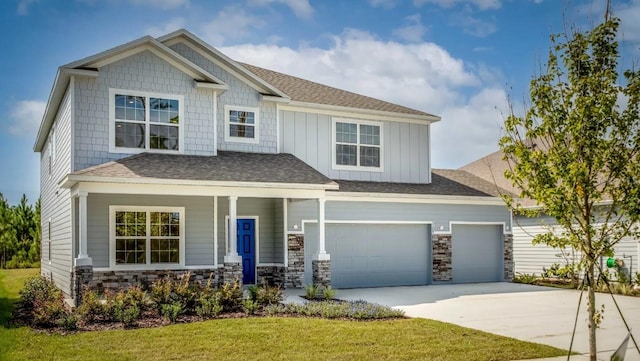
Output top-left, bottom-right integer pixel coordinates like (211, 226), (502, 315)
(287, 200), (511, 233)
(74, 50), (217, 171)
(86, 196), (283, 269)
(41, 84), (74, 297)
(169, 43), (278, 154)
(280, 111), (431, 183)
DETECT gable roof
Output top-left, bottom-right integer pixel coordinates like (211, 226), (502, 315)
(34, 35), (228, 152)
(241, 63), (439, 119)
(62, 151), (338, 190)
(333, 169), (511, 198)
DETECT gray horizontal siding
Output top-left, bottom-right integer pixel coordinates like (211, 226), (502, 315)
(287, 200), (510, 233)
(87, 195), (215, 267)
(280, 110), (430, 183)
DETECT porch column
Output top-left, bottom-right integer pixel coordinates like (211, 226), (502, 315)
(224, 195), (241, 262)
(312, 198), (331, 287)
(75, 191), (92, 266)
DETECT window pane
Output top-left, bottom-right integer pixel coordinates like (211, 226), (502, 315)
(229, 110), (255, 125)
(115, 237), (146, 264)
(150, 124), (179, 150)
(360, 146), (380, 167)
(336, 144), (357, 166)
(115, 95), (145, 122)
(336, 122), (357, 143)
(115, 122), (145, 148)
(150, 98), (180, 125)
(230, 124), (255, 139)
(360, 125), (380, 145)
(150, 238), (179, 264)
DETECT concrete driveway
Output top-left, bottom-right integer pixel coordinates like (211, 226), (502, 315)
(285, 283), (640, 360)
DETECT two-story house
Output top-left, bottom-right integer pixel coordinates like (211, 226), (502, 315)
(34, 30), (514, 304)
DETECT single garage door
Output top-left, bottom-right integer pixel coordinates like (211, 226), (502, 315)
(451, 224), (503, 283)
(305, 223), (430, 288)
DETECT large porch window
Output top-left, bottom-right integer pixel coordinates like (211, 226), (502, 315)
(110, 206), (185, 267)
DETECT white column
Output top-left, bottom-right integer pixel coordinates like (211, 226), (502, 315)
(224, 195), (242, 263)
(213, 196), (218, 267)
(75, 191), (92, 266)
(314, 198), (330, 261)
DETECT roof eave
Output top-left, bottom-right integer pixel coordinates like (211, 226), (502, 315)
(283, 100), (441, 123)
(326, 191), (505, 205)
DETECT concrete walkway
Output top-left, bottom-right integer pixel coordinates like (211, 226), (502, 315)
(285, 283), (640, 360)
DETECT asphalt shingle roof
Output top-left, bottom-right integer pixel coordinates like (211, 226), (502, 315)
(240, 63), (436, 118)
(72, 151), (336, 186)
(333, 169), (511, 197)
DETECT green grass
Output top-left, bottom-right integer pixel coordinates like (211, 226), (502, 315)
(0, 269), (568, 361)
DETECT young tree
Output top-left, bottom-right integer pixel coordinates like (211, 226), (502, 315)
(500, 15), (640, 361)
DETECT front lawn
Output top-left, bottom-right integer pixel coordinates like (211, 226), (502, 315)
(0, 269), (568, 361)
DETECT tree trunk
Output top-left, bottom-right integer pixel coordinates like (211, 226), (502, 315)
(587, 259), (597, 361)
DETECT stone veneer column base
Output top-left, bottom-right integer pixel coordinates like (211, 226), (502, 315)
(312, 260), (331, 287)
(222, 262), (243, 286)
(256, 265), (285, 286)
(285, 234), (305, 288)
(432, 234), (452, 282)
(72, 265), (94, 306)
(503, 234), (514, 281)
(88, 268), (219, 293)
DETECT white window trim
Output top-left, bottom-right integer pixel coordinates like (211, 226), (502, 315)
(331, 117), (384, 172)
(224, 105), (260, 144)
(108, 205), (186, 270)
(108, 88), (185, 154)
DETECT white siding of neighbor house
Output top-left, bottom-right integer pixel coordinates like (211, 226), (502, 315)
(280, 110), (431, 183)
(169, 43), (278, 154)
(513, 215), (639, 277)
(40, 84), (74, 298)
(73, 50), (217, 171)
(287, 200), (510, 233)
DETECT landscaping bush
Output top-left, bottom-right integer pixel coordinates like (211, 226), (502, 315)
(247, 284), (260, 302)
(161, 302), (184, 323)
(215, 280), (243, 312)
(242, 299), (259, 315)
(264, 300), (405, 320)
(57, 313), (79, 331)
(257, 284), (284, 306)
(513, 273), (537, 285)
(33, 297), (67, 327)
(150, 278), (173, 310)
(304, 284), (318, 299)
(77, 288), (107, 323)
(18, 276), (70, 328)
(322, 286), (337, 300)
(196, 295), (223, 318)
(104, 288), (143, 327)
(19, 276), (59, 309)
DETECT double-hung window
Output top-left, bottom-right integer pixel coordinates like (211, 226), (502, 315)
(333, 118), (383, 170)
(110, 206), (185, 268)
(224, 105), (259, 144)
(110, 89), (183, 153)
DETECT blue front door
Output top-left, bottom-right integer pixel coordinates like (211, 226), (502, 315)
(237, 219), (256, 284)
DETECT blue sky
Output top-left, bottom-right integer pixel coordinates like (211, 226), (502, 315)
(1, 0), (639, 205)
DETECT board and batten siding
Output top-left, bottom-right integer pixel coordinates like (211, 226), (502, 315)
(41, 83), (74, 297)
(215, 198), (283, 265)
(287, 200), (510, 233)
(73, 50), (217, 171)
(280, 111), (430, 183)
(169, 42), (278, 154)
(87, 195), (215, 268)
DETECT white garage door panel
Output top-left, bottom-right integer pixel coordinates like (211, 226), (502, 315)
(452, 225), (503, 283)
(305, 224), (430, 288)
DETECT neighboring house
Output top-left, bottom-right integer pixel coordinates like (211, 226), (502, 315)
(461, 150), (640, 278)
(35, 29), (514, 304)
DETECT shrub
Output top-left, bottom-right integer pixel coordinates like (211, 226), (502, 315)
(104, 288), (143, 327)
(77, 288), (107, 323)
(247, 284), (260, 302)
(242, 299), (259, 315)
(33, 298), (67, 327)
(19, 276), (59, 309)
(150, 278), (173, 310)
(304, 284), (318, 299)
(257, 285), (284, 306)
(57, 313), (79, 331)
(115, 304), (140, 328)
(196, 296), (223, 318)
(513, 273), (537, 285)
(161, 302), (184, 323)
(173, 273), (198, 313)
(216, 280), (243, 312)
(263, 300), (404, 320)
(19, 276), (69, 328)
(322, 286), (337, 300)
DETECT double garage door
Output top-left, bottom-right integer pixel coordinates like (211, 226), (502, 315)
(305, 223), (503, 288)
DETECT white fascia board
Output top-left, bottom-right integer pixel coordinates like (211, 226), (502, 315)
(194, 80), (229, 92)
(62, 68), (99, 78)
(60, 175), (338, 192)
(68, 180), (329, 199)
(280, 102), (441, 124)
(326, 192), (506, 206)
(261, 94), (291, 103)
(158, 31), (289, 99)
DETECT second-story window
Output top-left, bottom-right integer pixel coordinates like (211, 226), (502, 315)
(333, 118), (383, 171)
(224, 105), (259, 144)
(110, 89), (183, 153)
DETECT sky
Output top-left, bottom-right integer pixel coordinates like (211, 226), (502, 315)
(1, 0), (639, 205)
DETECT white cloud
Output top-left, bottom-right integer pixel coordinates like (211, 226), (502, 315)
(413, 0), (501, 10)
(618, 0), (640, 42)
(8, 100), (46, 137)
(128, 0), (189, 9)
(248, 0), (313, 18)
(368, 0), (399, 8)
(222, 29), (505, 167)
(200, 6), (266, 45)
(393, 14), (428, 43)
(453, 13), (497, 37)
(17, 0), (38, 15)
(145, 17), (185, 37)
